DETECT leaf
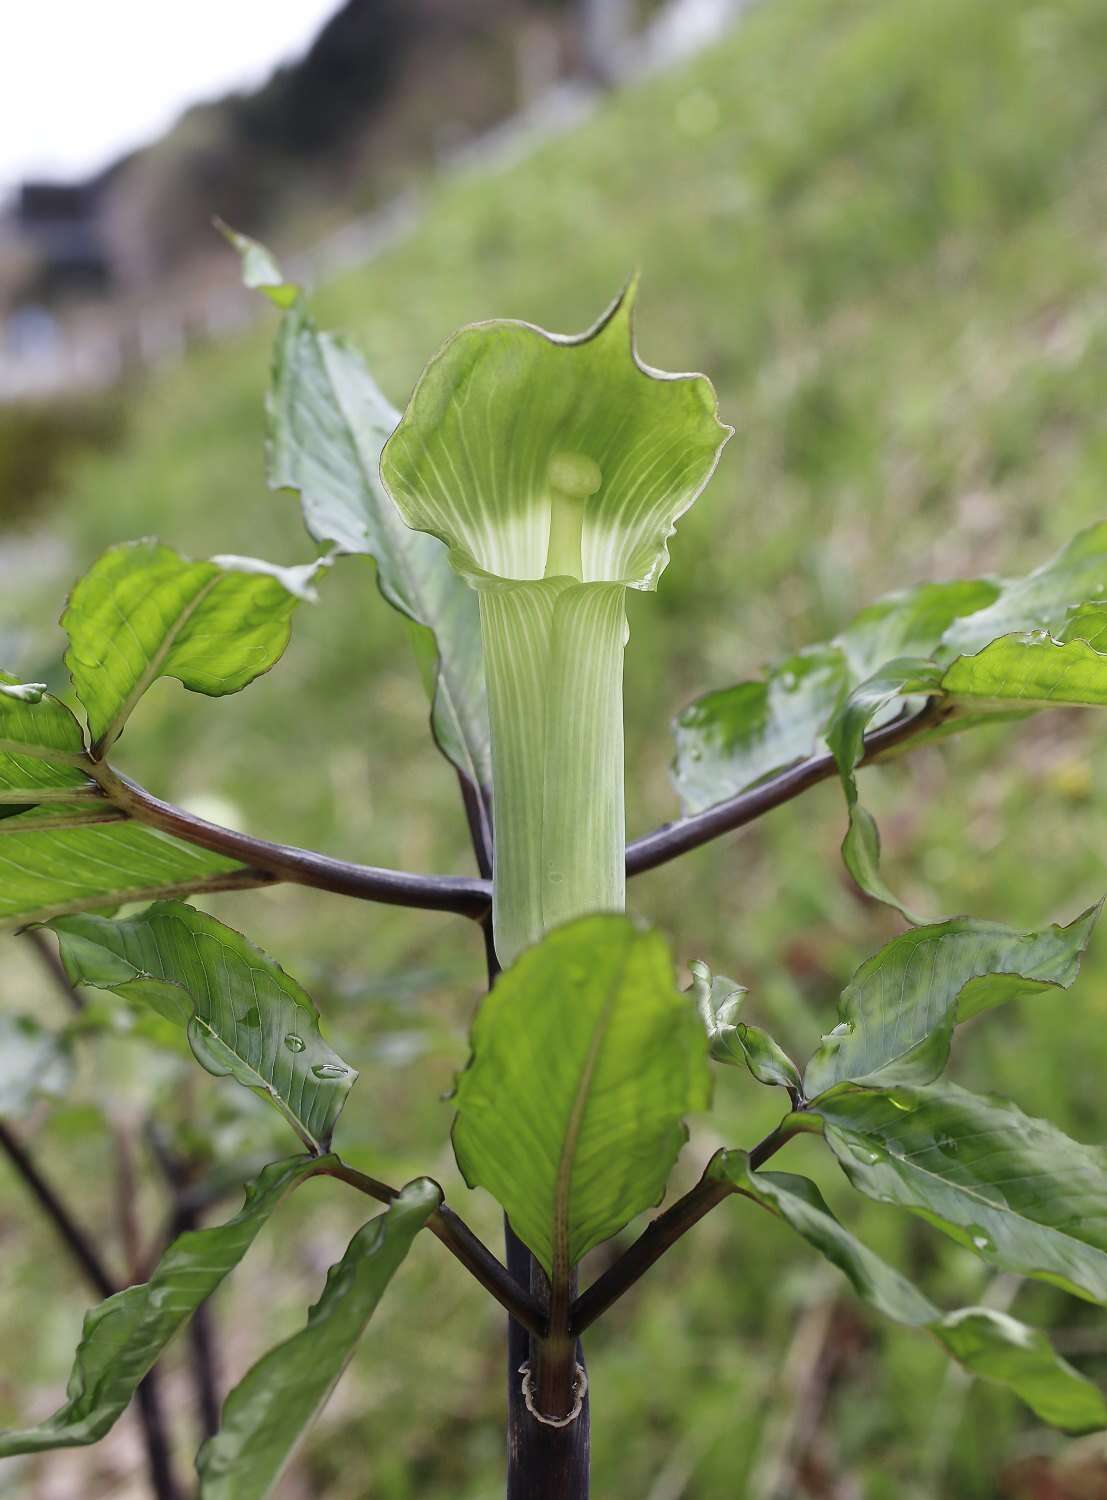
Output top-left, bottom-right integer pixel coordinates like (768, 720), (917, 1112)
(941, 523), (1107, 658)
(0, 1156), (324, 1455)
(196, 1178), (438, 1500)
(813, 1082), (1107, 1305)
(48, 902), (356, 1152)
(732, 1024), (804, 1093)
(63, 540), (320, 757)
(687, 960), (800, 1091)
(803, 904), (1101, 1097)
(672, 649), (849, 815)
(452, 914), (711, 1275)
(0, 672), (93, 808)
(671, 652), (833, 808)
(0, 1014), (73, 1116)
(0, 676), (260, 926)
(0, 809), (256, 928)
(671, 579), (994, 816)
(824, 657), (945, 919)
(234, 234), (491, 795)
(714, 1155), (1107, 1433)
(214, 220), (299, 308)
(942, 607), (1107, 708)
(838, 579), (1000, 681)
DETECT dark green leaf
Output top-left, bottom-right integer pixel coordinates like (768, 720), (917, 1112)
(814, 1083), (1107, 1305)
(673, 649), (848, 814)
(838, 580), (1000, 680)
(48, 902), (356, 1152)
(63, 541), (319, 757)
(672, 579), (993, 815)
(825, 658), (944, 919)
(941, 523), (1107, 658)
(196, 1178), (438, 1500)
(0, 1014), (73, 1116)
(732, 1024), (803, 1093)
(0, 1156), (324, 1455)
(714, 1155), (1106, 1433)
(804, 904), (1100, 1097)
(452, 914), (711, 1274)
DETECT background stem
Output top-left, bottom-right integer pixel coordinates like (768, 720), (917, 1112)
(0, 1121), (181, 1500)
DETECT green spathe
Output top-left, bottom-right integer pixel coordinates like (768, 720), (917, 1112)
(381, 287), (731, 962)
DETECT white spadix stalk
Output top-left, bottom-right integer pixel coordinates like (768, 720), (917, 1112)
(381, 287), (732, 963)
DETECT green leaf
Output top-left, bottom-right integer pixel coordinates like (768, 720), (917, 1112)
(941, 523), (1107, 658)
(0, 1156), (324, 1455)
(0, 808), (255, 928)
(732, 1024), (804, 1093)
(825, 658), (945, 919)
(714, 1155), (1107, 1433)
(48, 902), (356, 1152)
(215, 220), (300, 308)
(672, 579), (994, 815)
(838, 579), (1000, 681)
(63, 540), (320, 757)
(942, 606), (1107, 708)
(0, 672), (94, 808)
(687, 960), (800, 1090)
(687, 957), (748, 1057)
(381, 289), (730, 961)
(814, 1082), (1107, 1305)
(253, 258), (491, 793)
(196, 1178), (438, 1500)
(0, 1014), (73, 1116)
(673, 648), (849, 815)
(804, 904), (1100, 1097)
(452, 914), (711, 1276)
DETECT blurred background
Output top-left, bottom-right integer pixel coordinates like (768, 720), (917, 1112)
(3, 0), (1107, 1495)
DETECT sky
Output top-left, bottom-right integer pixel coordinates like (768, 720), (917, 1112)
(0, 1), (342, 197)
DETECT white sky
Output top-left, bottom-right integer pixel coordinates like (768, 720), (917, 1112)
(0, 1), (342, 197)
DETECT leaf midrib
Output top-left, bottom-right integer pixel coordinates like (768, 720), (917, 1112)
(92, 572), (221, 757)
(551, 944), (631, 1281)
(833, 1122), (1107, 1273)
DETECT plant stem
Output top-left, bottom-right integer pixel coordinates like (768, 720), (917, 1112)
(147, 1126), (224, 1442)
(505, 1221), (590, 1500)
(570, 1118), (803, 1335)
(68, 703), (945, 929)
(320, 1161), (546, 1338)
(477, 928), (590, 1498)
(90, 762), (492, 919)
(626, 700), (945, 876)
(0, 1121), (181, 1500)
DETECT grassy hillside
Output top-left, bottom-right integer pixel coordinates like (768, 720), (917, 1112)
(5, 0), (1107, 1495)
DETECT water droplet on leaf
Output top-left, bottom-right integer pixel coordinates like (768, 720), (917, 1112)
(311, 1062), (348, 1080)
(284, 1034), (305, 1054)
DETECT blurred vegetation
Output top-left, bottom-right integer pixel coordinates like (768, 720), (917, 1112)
(5, 0), (1107, 1495)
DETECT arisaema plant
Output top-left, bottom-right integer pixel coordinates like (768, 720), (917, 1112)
(5, 232), (1107, 1497)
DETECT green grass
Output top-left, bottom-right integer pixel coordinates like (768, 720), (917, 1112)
(5, 0), (1107, 1493)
